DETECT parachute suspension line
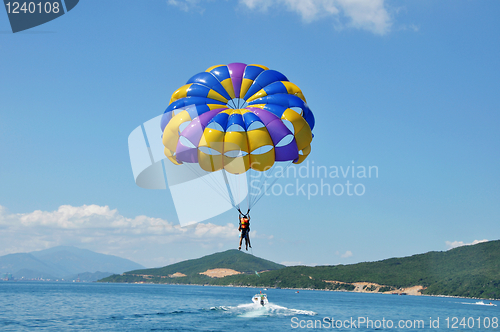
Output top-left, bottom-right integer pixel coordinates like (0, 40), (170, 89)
(221, 169), (237, 209)
(236, 170), (243, 212)
(251, 167), (260, 212)
(182, 163), (235, 208)
(249, 161), (293, 210)
(247, 163), (271, 210)
(236, 170), (247, 213)
(246, 168), (252, 214)
(247, 167), (261, 212)
(196, 168), (227, 199)
(245, 171), (249, 211)
(200, 154), (235, 204)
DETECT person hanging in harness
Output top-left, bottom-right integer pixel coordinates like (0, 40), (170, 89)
(238, 212), (252, 251)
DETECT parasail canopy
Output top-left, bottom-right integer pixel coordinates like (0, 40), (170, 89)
(161, 63), (315, 214)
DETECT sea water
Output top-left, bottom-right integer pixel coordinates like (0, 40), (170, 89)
(0, 282), (498, 331)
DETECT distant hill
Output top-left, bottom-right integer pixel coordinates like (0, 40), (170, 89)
(14, 268), (58, 280)
(65, 271), (114, 282)
(0, 253), (67, 278)
(0, 246), (144, 280)
(101, 249), (285, 284)
(216, 240), (500, 299)
(101, 241), (500, 299)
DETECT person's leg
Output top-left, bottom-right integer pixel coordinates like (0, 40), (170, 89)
(239, 235), (243, 250)
(243, 230), (250, 250)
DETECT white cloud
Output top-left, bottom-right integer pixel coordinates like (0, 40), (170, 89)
(409, 23), (419, 32)
(241, 0), (339, 21)
(398, 23), (419, 32)
(239, 0), (391, 35)
(334, 250), (353, 258)
(167, 0), (206, 13)
(166, 0), (392, 35)
(0, 204), (245, 267)
(445, 239), (488, 250)
(341, 250), (353, 258)
(335, 250), (352, 258)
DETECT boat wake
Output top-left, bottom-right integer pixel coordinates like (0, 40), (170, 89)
(460, 301), (497, 306)
(209, 302), (316, 318)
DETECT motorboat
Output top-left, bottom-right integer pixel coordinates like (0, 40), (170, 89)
(252, 292), (268, 306)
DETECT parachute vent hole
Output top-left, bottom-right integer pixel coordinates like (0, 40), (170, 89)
(290, 107), (303, 115)
(185, 105), (201, 119)
(276, 134), (294, 147)
(199, 146), (221, 156)
(206, 121), (224, 131)
(250, 145), (273, 155)
(178, 122), (190, 133)
(226, 124), (245, 132)
(282, 120), (294, 134)
(246, 121), (265, 131)
(224, 150), (248, 158)
(179, 136), (196, 148)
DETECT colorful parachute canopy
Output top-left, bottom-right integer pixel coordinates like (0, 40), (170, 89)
(161, 63), (315, 175)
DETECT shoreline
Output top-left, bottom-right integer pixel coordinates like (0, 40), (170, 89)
(8, 278), (495, 301)
(101, 280), (500, 301)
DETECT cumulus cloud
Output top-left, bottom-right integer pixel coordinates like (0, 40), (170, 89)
(241, 0), (338, 21)
(240, 0), (392, 35)
(0, 204), (246, 267)
(166, 0), (392, 34)
(445, 239), (488, 250)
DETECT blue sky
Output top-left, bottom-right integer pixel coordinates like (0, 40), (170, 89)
(1, 0), (499, 268)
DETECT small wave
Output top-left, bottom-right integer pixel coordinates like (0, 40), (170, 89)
(108, 310), (188, 321)
(265, 303), (317, 316)
(171, 310), (187, 314)
(235, 303), (257, 310)
(138, 310), (187, 316)
(208, 306), (231, 311)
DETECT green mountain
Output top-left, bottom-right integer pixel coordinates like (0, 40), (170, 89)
(217, 240), (500, 299)
(100, 241), (500, 299)
(132, 249), (283, 275)
(101, 249), (284, 284)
